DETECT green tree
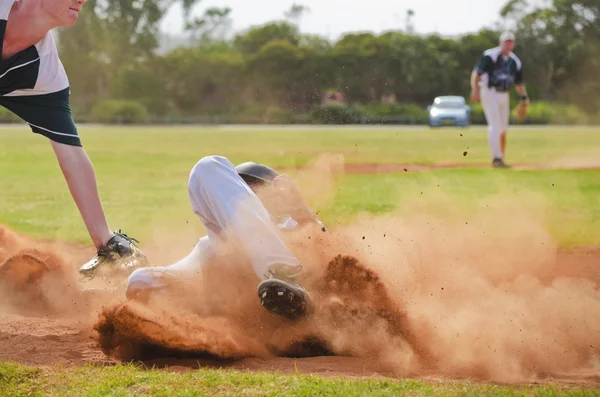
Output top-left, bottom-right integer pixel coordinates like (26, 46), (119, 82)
(186, 7), (233, 44)
(162, 47), (244, 114)
(501, 0), (599, 110)
(110, 62), (171, 116)
(234, 22), (300, 54)
(54, 0), (600, 120)
(331, 33), (382, 102)
(57, 0), (202, 108)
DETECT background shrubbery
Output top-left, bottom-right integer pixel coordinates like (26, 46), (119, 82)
(1, 0), (598, 125)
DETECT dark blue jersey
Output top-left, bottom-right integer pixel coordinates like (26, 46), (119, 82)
(475, 47), (523, 91)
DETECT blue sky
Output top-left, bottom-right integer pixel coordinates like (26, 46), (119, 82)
(161, 0), (513, 39)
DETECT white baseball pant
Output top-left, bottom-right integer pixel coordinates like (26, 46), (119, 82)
(480, 86), (510, 160)
(126, 155), (301, 297)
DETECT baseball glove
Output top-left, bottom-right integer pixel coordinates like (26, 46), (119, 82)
(516, 99), (529, 122)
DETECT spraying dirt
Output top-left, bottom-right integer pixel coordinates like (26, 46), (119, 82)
(93, 252), (428, 374)
(87, 204), (600, 384)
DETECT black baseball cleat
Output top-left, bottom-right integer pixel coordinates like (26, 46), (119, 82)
(258, 264), (311, 320)
(492, 158), (511, 168)
(79, 230), (149, 280)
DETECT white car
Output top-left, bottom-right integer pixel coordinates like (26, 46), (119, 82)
(427, 96), (471, 127)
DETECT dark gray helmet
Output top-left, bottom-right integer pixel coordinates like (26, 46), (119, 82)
(235, 162), (279, 186)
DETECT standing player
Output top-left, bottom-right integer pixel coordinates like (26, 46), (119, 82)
(470, 31), (530, 168)
(123, 156), (326, 320)
(1, 0), (146, 274)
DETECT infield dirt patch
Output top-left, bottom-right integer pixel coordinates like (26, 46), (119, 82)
(341, 162), (600, 174)
(0, 214), (598, 386)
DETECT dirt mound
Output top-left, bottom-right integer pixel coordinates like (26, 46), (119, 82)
(304, 254), (429, 368)
(0, 252), (55, 311)
(0, 226), (86, 316)
(95, 301), (270, 361)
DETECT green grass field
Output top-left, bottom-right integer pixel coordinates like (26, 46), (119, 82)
(1, 125), (599, 395)
(0, 125), (599, 246)
(1, 362), (598, 397)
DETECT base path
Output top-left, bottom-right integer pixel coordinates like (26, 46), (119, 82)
(341, 163), (600, 174)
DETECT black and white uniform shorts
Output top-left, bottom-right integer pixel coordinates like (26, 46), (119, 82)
(0, 88), (81, 147)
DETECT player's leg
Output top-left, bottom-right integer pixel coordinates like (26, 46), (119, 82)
(499, 92), (511, 159)
(125, 236), (209, 301)
(125, 266), (190, 301)
(480, 89), (506, 167)
(187, 155), (310, 319)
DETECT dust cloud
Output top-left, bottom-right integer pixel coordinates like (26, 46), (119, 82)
(0, 225), (120, 320)
(1, 154), (599, 384)
(312, 205), (600, 382)
(93, 155), (600, 383)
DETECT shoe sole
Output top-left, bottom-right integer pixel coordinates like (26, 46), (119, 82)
(257, 279), (310, 320)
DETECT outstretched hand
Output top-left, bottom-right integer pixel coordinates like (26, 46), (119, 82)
(272, 175), (318, 225)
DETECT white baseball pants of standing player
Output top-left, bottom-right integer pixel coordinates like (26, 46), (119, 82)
(125, 155), (301, 297)
(480, 86), (510, 160)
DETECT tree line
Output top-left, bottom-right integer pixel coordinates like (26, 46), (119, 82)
(47, 0), (600, 124)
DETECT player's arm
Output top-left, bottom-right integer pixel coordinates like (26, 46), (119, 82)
(470, 70), (481, 101)
(470, 54), (490, 101)
(515, 84), (528, 100)
(514, 64), (529, 102)
(513, 65), (529, 122)
(272, 175), (327, 231)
